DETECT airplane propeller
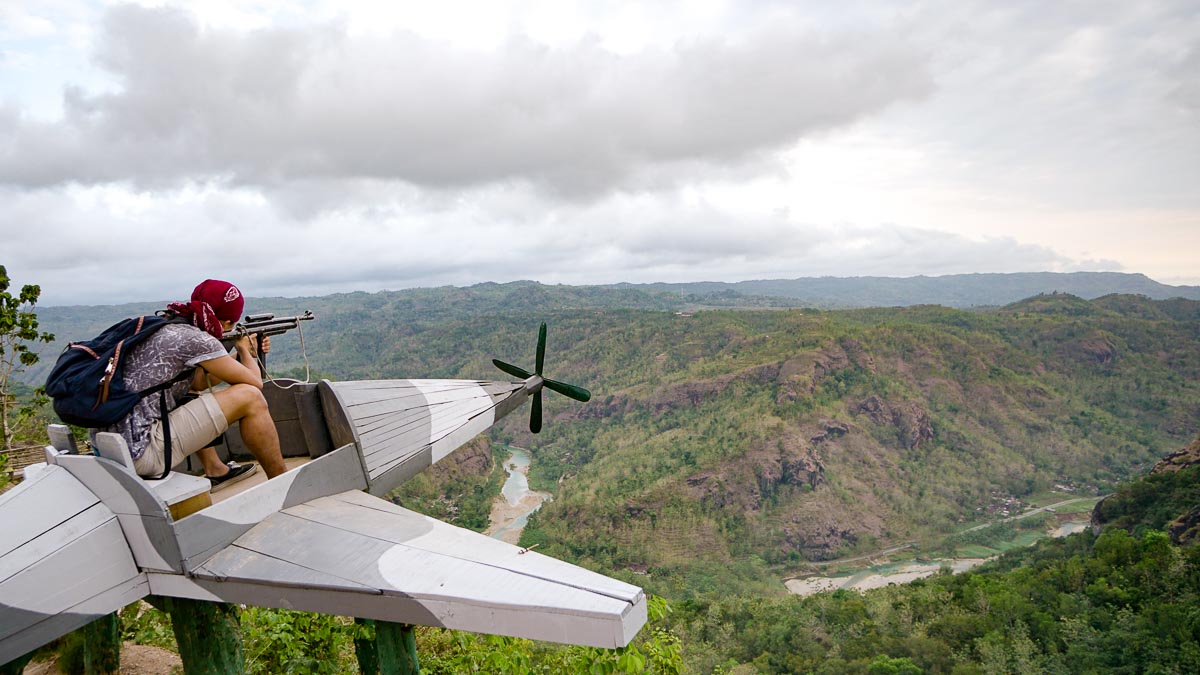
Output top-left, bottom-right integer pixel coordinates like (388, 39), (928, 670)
(493, 323), (591, 433)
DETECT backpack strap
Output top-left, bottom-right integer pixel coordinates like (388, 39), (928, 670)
(140, 369), (199, 481)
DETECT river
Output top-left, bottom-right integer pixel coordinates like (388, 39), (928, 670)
(786, 516), (1094, 597)
(483, 447), (553, 545)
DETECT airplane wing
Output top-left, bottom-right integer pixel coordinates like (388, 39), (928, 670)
(153, 489), (645, 649)
(1, 372), (642, 663)
(0, 464), (149, 661)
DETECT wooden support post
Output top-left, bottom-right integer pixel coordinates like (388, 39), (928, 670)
(354, 618), (379, 675)
(357, 619), (419, 675)
(83, 612), (120, 674)
(165, 597), (245, 675)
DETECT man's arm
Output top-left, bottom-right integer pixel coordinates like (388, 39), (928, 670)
(198, 337), (264, 389)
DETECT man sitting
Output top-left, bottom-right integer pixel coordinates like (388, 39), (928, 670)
(101, 279), (286, 487)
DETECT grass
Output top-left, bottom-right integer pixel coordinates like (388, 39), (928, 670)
(1023, 491), (1078, 508)
(1048, 497), (1103, 514)
(955, 544), (1002, 558)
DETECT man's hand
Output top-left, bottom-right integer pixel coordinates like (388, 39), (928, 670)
(234, 335), (257, 360)
(236, 334), (271, 358)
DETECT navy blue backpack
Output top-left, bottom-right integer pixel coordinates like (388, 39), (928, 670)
(45, 314), (193, 478)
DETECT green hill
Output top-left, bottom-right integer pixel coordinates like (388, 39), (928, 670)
(29, 292), (1199, 592)
(19, 283), (1200, 673)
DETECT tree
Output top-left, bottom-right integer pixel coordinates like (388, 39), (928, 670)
(0, 265), (54, 451)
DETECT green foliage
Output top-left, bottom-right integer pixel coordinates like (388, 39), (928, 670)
(391, 442), (505, 532)
(1093, 465), (1200, 536)
(0, 264), (54, 450)
(241, 607), (360, 674)
(672, 527), (1200, 673)
(417, 596), (682, 674)
(120, 602), (177, 649)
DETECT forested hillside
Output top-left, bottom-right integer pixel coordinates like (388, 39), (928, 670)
(658, 436), (1200, 673)
(28, 290), (1199, 592)
(19, 286), (1200, 673)
(631, 271), (1200, 308)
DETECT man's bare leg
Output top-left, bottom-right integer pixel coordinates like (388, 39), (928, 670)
(194, 447), (229, 477)
(212, 384), (287, 478)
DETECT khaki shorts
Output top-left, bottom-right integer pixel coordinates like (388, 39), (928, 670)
(134, 392), (229, 477)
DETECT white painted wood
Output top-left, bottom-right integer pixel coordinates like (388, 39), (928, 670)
(0, 574), (149, 665)
(179, 489), (646, 648)
(0, 503), (114, 585)
(21, 462), (51, 481)
(145, 572), (222, 602)
(0, 519), (139, 626)
(119, 515), (181, 573)
(54, 455), (182, 573)
(174, 444), (367, 568)
(46, 424), (78, 454)
(93, 432), (134, 470)
(429, 405), (498, 464)
(160, 574), (640, 648)
(55, 455), (168, 517)
(0, 465), (99, 559)
(307, 491), (641, 602)
(151, 471), (212, 507)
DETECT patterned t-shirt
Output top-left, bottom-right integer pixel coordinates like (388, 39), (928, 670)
(101, 323), (228, 460)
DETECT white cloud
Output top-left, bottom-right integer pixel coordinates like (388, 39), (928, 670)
(1, 0), (1198, 305)
(0, 4), (930, 199)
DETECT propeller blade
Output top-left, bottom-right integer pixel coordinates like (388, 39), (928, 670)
(493, 359), (533, 380)
(530, 391), (543, 433)
(535, 322), (546, 376)
(544, 378), (591, 402)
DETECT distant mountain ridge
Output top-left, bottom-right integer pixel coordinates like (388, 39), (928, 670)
(23, 271), (1199, 386)
(617, 271), (1200, 308)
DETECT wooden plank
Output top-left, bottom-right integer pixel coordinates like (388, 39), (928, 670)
(54, 455), (183, 573)
(429, 406), (497, 465)
(174, 444), (366, 569)
(157, 552), (640, 649)
(150, 472), (211, 508)
(366, 404), (497, 493)
(92, 432), (134, 471)
(343, 397), (436, 422)
(209, 512), (398, 589)
(194, 548), (380, 595)
(46, 424), (79, 454)
(0, 574), (148, 665)
(172, 502), (645, 648)
(357, 406), (432, 438)
(317, 380), (362, 457)
(117, 514), (183, 573)
(55, 455), (168, 518)
(295, 386), (334, 458)
(360, 395), (493, 475)
(282, 495), (641, 609)
(0, 465), (99, 559)
(0, 503), (114, 585)
(0, 519), (140, 637)
(359, 408), (431, 450)
(365, 447), (433, 493)
(305, 491), (642, 602)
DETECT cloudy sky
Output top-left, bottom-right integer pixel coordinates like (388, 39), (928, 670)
(2, 0), (1197, 306)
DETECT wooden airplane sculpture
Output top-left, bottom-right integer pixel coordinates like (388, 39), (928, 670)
(0, 323), (646, 664)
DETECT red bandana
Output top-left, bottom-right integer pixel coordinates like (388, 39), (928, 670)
(167, 280), (244, 339)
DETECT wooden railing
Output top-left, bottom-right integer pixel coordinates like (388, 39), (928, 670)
(1, 444), (45, 483)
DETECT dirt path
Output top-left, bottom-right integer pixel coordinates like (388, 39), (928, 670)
(794, 496), (1102, 573)
(26, 644), (181, 674)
